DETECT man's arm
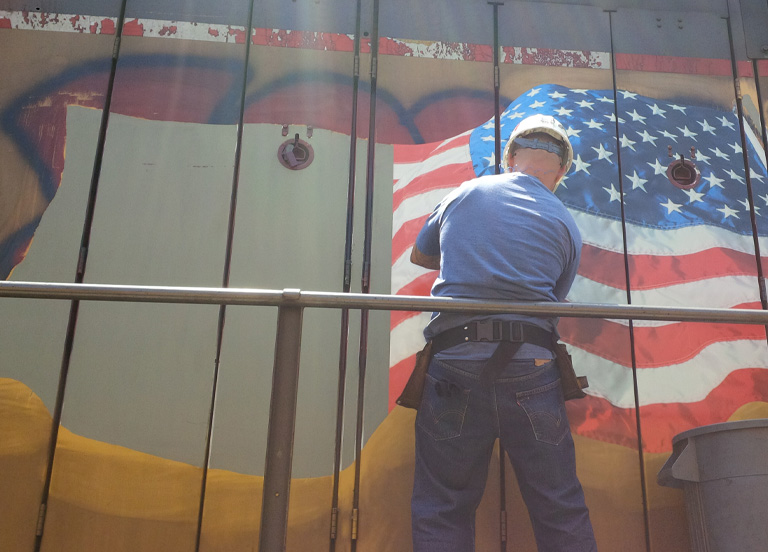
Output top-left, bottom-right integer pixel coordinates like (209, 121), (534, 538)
(410, 244), (440, 270)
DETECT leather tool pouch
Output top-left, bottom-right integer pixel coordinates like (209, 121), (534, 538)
(395, 341), (433, 410)
(553, 341), (589, 401)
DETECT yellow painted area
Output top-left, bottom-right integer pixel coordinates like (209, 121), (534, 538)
(3, 377), (768, 551)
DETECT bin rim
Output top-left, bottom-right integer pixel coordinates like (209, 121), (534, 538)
(671, 418), (768, 445)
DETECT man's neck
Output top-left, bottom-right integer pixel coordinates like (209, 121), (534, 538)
(512, 164), (557, 191)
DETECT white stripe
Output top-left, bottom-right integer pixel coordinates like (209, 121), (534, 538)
(569, 273), (761, 308)
(391, 249), (433, 294)
(394, 161), (425, 182)
(389, 312), (432, 367)
(570, 208), (768, 257)
(391, 249), (434, 294)
(392, 188), (456, 237)
(392, 134), (471, 181)
(568, 274), (762, 327)
(572, 339), (768, 408)
(393, 142), (471, 194)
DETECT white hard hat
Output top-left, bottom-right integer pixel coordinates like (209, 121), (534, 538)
(502, 114), (573, 186)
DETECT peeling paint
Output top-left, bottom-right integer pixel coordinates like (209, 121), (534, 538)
(123, 19), (144, 36)
(501, 46), (610, 69)
(381, 38), (493, 62)
(228, 27), (247, 44)
(0, 9), (608, 68)
(100, 18), (115, 35)
(252, 28), (355, 52)
(0, 9), (761, 77)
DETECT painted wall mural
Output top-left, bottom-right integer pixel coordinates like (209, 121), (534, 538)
(2, 6), (768, 552)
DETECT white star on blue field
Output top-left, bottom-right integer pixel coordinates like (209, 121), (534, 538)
(470, 84), (768, 236)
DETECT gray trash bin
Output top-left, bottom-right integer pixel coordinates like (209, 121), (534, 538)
(658, 419), (768, 552)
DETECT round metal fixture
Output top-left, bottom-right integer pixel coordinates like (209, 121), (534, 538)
(666, 157), (700, 189)
(278, 134), (314, 170)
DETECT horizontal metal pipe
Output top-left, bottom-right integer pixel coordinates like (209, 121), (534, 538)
(1, 280), (768, 325)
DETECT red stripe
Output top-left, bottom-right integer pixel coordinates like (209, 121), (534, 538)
(392, 162), (475, 212)
(390, 310), (423, 333)
(390, 272), (438, 329)
(579, 244), (762, 290)
(567, 368), (768, 453)
(613, 53), (754, 78)
(429, 134), (471, 156)
(392, 215), (429, 263)
(393, 134), (470, 165)
(394, 142), (444, 165)
(393, 270), (437, 297)
(389, 355), (417, 410)
(559, 306), (765, 368)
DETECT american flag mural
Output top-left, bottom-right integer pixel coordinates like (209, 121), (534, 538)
(390, 83), (768, 453)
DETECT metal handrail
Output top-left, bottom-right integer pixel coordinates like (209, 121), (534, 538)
(2, 280), (768, 324)
(4, 278), (768, 551)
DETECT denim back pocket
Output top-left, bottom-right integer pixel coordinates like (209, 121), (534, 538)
(417, 372), (470, 441)
(516, 379), (569, 445)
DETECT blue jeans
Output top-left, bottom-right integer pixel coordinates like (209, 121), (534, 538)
(412, 354), (597, 552)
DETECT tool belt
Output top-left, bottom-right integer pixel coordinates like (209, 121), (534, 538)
(432, 320), (553, 353)
(396, 320), (588, 410)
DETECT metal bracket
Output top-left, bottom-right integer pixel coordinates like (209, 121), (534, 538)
(329, 508), (338, 539)
(351, 508), (359, 540)
(500, 512), (507, 541)
(740, 0), (768, 59)
(36, 503), (47, 537)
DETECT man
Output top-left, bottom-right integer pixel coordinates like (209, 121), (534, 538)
(410, 114), (597, 552)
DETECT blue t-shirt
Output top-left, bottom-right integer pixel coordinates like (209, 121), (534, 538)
(415, 172), (581, 358)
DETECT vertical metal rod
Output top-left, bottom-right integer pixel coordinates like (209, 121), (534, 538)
(32, 1), (129, 549)
(491, 2), (504, 178)
(360, 0), (380, 298)
(329, 0), (363, 549)
(606, 10), (652, 552)
(350, 0), (380, 548)
(258, 303), (305, 552)
(753, 60), (768, 179)
(194, 0), (258, 549)
(753, 60), (768, 189)
(489, 2), (507, 551)
(753, 57), (768, 322)
(725, 18), (768, 343)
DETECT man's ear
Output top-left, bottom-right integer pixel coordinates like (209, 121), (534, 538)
(556, 164), (568, 182)
(505, 150), (515, 171)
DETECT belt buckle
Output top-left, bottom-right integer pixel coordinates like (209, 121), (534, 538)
(510, 323), (524, 343)
(473, 320), (495, 342)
